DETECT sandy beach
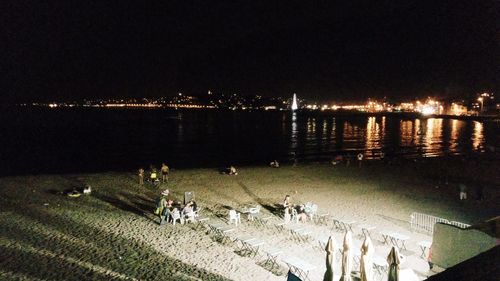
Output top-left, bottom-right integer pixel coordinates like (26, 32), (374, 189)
(1, 157), (498, 281)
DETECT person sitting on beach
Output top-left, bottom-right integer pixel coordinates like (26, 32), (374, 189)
(270, 160), (280, 168)
(138, 168), (145, 186)
(161, 163), (170, 183)
(182, 201), (196, 223)
(296, 205), (308, 223)
(228, 166), (238, 175)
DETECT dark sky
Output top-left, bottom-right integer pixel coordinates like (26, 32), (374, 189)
(3, 0), (499, 103)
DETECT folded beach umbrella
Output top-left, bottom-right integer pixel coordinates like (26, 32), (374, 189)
(387, 246), (401, 281)
(360, 236), (374, 281)
(323, 235), (336, 281)
(340, 231), (353, 281)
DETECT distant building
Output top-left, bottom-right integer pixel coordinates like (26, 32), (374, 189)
(448, 102), (468, 116)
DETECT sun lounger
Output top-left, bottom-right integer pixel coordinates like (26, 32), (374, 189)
(282, 256), (316, 281)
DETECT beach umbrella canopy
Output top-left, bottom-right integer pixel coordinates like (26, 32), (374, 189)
(387, 246), (401, 281)
(340, 231), (353, 281)
(360, 236), (374, 281)
(323, 235), (336, 281)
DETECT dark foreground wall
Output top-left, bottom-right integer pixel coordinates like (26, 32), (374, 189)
(426, 246), (499, 281)
(432, 223), (496, 268)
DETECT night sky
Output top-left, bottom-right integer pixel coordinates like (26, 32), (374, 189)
(3, 0), (499, 103)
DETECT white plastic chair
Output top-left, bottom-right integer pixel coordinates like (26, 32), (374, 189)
(291, 208), (298, 223)
(184, 211), (196, 224)
(171, 209), (183, 225)
(309, 204), (318, 221)
(228, 210), (241, 226)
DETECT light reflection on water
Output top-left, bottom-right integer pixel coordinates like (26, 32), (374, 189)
(288, 114), (490, 161)
(472, 121), (484, 151)
(0, 108), (495, 174)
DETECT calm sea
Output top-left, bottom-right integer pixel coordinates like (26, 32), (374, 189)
(0, 107), (498, 176)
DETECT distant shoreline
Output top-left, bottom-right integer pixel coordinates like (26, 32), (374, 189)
(7, 105), (500, 121)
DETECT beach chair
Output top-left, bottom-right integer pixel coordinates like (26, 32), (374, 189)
(184, 210), (196, 224)
(308, 204), (318, 222)
(291, 208), (298, 223)
(228, 210), (241, 226)
(171, 210), (183, 225)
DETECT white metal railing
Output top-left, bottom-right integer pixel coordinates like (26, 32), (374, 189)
(449, 220), (471, 229)
(410, 212), (470, 235)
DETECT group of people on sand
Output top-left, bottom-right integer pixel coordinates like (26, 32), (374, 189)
(138, 163), (170, 186)
(282, 194), (309, 223)
(155, 189), (198, 226)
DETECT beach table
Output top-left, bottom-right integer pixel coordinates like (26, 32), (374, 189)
(291, 228), (313, 243)
(380, 231), (409, 251)
(282, 256), (316, 281)
(233, 235), (257, 251)
(195, 216), (210, 230)
(274, 221), (287, 233)
(357, 224), (376, 239)
(318, 236), (329, 251)
(241, 238), (265, 257)
(286, 224), (305, 239)
(254, 213), (274, 228)
(263, 247), (283, 270)
(340, 219), (356, 233)
(240, 206), (260, 221)
(208, 223), (236, 243)
(316, 212), (330, 225)
(390, 232), (409, 251)
(337, 240), (361, 270)
(373, 256), (389, 281)
(333, 218), (356, 233)
(418, 240), (432, 258)
(332, 218), (343, 231)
